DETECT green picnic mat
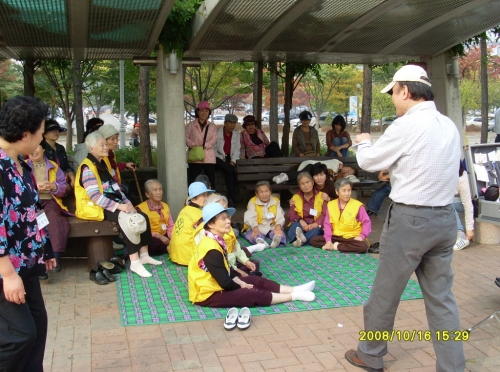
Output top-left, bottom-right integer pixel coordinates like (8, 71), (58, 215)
(116, 239), (423, 326)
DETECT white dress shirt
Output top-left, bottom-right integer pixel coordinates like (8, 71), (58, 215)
(216, 126), (241, 162)
(354, 101), (460, 206)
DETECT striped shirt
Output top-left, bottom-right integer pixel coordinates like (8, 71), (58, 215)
(353, 101), (460, 207)
(81, 166), (130, 212)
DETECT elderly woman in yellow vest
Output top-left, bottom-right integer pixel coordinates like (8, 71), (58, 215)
(202, 193), (263, 276)
(188, 203), (316, 308)
(244, 181), (286, 248)
(98, 124), (136, 193)
(136, 179), (174, 256)
(310, 178), (371, 252)
(169, 182), (214, 265)
(287, 172), (327, 247)
(75, 131), (161, 279)
(27, 144), (70, 274)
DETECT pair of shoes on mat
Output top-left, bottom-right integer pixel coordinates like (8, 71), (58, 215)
(345, 349), (384, 371)
(224, 307), (251, 330)
(90, 269), (115, 285)
(453, 238), (469, 250)
(292, 227), (306, 247)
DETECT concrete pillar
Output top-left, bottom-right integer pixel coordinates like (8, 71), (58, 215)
(156, 51), (187, 217)
(424, 53), (463, 140)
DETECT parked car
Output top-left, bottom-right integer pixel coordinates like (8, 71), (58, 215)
(261, 113), (285, 124)
(466, 117), (482, 126)
(291, 117), (316, 128)
(212, 115), (226, 125)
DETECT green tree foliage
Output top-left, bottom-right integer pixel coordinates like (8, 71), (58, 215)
(0, 60), (23, 105)
(158, 0), (204, 56)
(184, 62), (253, 113)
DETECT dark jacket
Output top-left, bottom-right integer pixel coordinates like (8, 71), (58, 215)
(42, 140), (72, 174)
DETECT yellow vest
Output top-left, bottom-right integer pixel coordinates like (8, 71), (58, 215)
(103, 156), (122, 184)
(291, 192), (324, 223)
(327, 198), (363, 239)
(169, 205), (203, 265)
(224, 228), (237, 254)
(244, 196), (279, 231)
(46, 160), (69, 213)
(75, 158), (105, 221)
(136, 200), (170, 235)
(188, 236), (229, 303)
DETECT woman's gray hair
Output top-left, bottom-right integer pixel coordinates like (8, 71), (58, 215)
(206, 193), (228, 206)
(85, 131), (104, 151)
(334, 178), (353, 191)
(144, 179), (162, 194)
(255, 180), (272, 192)
(297, 171), (313, 183)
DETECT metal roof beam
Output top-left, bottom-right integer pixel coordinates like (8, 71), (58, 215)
(252, 0), (323, 53)
(319, 0), (406, 53)
(377, 0), (492, 55)
(189, 0), (230, 51)
(146, 0), (177, 54)
(67, 0), (89, 60)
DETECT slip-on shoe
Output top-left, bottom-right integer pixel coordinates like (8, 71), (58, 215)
(345, 349), (383, 371)
(98, 260), (122, 274)
(90, 270), (109, 285)
(237, 307), (251, 330)
(52, 258), (61, 272)
(110, 256), (126, 269)
(223, 307), (238, 331)
(495, 277), (500, 288)
(101, 269), (116, 282)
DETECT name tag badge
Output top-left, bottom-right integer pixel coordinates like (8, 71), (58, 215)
(309, 208), (318, 217)
(265, 212), (275, 219)
(111, 169), (116, 176)
(112, 183), (120, 191)
(36, 210), (49, 228)
(161, 223), (167, 231)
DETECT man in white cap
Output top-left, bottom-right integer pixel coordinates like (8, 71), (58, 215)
(345, 65), (465, 372)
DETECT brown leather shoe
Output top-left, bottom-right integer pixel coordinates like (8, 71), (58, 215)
(345, 349), (384, 371)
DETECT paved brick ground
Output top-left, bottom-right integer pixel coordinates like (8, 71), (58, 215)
(40, 198), (500, 372)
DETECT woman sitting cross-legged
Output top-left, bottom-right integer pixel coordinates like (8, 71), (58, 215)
(75, 131), (162, 279)
(136, 179), (174, 256)
(287, 172), (327, 247)
(188, 203), (317, 307)
(310, 178), (371, 252)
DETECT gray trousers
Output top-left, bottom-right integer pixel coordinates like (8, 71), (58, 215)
(358, 203), (465, 372)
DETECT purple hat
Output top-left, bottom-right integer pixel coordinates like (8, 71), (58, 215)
(197, 101), (210, 110)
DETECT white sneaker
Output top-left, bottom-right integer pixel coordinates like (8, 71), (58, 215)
(270, 234), (281, 248)
(453, 238), (469, 251)
(273, 173), (288, 184)
(292, 238), (303, 247)
(256, 237), (270, 248)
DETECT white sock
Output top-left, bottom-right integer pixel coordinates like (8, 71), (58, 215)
(291, 291), (315, 302)
(293, 280), (315, 293)
(140, 252), (162, 265)
(130, 259), (152, 277)
(246, 243), (266, 253)
(255, 238), (270, 248)
(296, 227), (307, 243)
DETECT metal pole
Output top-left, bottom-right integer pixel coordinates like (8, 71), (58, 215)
(119, 60), (126, 148)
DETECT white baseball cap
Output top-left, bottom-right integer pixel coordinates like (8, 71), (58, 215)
(381, 65), (432, 94)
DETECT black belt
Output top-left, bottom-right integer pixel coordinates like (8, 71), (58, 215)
(393, 202), (450, 210)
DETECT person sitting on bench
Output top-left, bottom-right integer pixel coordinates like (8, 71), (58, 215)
(310, 178), (371, 253)
(75, 131), (162, 278)
(188, 203), (316, 307)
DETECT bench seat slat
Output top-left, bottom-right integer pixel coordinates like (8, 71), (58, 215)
(67, 217), (119, 238)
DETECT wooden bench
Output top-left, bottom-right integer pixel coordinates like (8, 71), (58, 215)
(236, 156), (370, 190)
(64, 198), (120, 272)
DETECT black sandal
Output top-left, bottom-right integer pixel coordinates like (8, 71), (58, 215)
(90, 270), (109, 285)
(98, 260), (122, 274)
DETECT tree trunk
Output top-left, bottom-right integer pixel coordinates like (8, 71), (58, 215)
(23, 59), (36, 96)
(64, 108), (73, 150)
(138, 65), (152, 167)
(282, 64), (294, 156)
(480, 36), (488, 144)
(253, 62), (259, 119)
(269, 63), (279, 143)
(361, 64), (372, 134)
(72, 60), (85, 145)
